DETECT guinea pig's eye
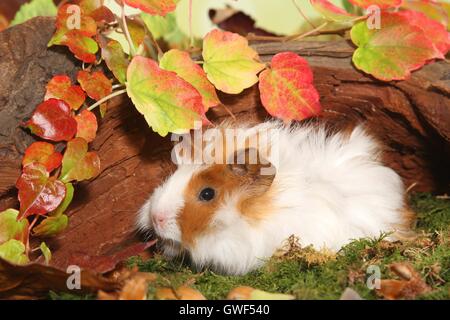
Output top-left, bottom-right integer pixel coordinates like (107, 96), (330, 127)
(198, 187), (215, 202)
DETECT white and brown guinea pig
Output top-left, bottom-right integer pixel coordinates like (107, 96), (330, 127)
(137, 121), (415, 275)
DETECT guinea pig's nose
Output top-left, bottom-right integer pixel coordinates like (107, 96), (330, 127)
(151, 213), (166, 228)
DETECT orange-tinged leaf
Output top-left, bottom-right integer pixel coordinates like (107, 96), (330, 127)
(75, 109), (98, 142)
(63, 30), (99, 63)
(60, 138), (101, 182)
(48, 4), (97, 46)
(155, 287), (177, 300)
(160, 49), (220, 110)
(203, 29), (265, 94)
(77, 70), (112, 101)
(78, 0), (115, 25)
(310, 0), (358, 22)
(45, 75), (86, 110)
(126, 18), (146, 50)
(397, 9), (450, 55)
(175, 286), (207, 300)
(0, 13), (8, 32)
(350, 12), (442, 81)
(126, 56), (206, 137)
(0, 209), (29, 244)
(123, 0), (179, 16)
(25, 99), (77, 142)
(22, 142), (63, 173)
(99, 38), (129, 84)
(349, 0), (403, 9)
(259, 52), (321, 121)
(16, 164), (66, 219)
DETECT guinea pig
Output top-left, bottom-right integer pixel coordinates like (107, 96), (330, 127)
(137, 121), (415, 275)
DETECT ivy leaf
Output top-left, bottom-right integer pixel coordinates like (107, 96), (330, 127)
(123, 0), (179, 16)
(78, 0), (115, 25)
(45, 75), (86, 111)
(48, 4), (97, 46)
(22, 142), (63, 173)
(16, 164), (67, 220)
(141, 11), (177, 39)
(34, 215), (69, 238)
(259, 52), (321, 121)
(0, 209), (29, 244)
(99, 38), (129, 84)
(50, 183), (74, 217)
(25, 99), (77, 142)
(203, 29), (265, 94)
(11, 0), (57, 26)
(350, 12), (442, 81)
(60, 138), (101, 183)
(160, 49), (220, 110)
(397, 10), (449, 55)
(126, 18), (146, 50)
(402, 0), (449, 30)
(77, 70), (112, 101)
(126, 56), (206, 137)
(310, 0), (357, 22)
(39, 242), (52, 265)
(349, 0), (403, 9)
(64, 30), (99, 64)
(0, 239), (29, 265)
(75, 109), (98, 143)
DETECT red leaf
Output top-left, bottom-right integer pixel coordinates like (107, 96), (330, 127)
(25, 99), (77, 142)
(123, 0), (178, 16)
(16, 164), (66, 220)
(63, 30), (99, 64)
(310, 0), (357, 22)
(77, 70), (112, 101)
(78, 0), (115, 25)
(75, 109), (98, 143)
(259, 52), (321, 121)
(22, 142), (63, 173)
(349, 0), (403, 9)
(45, 75), (86, 110)
(397, 9), (450, 55)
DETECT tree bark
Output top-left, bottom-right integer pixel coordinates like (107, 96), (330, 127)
(0, 17), (449, 269)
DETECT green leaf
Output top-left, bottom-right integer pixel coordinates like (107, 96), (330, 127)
(350, 12), (442, 81)
(50, 183), (74, 217)
(11, 0), (57, 26)
(202, 29), (265, 94)
(141, 11), (177, 39)
(0, 209), (29, 244)
(126, 56), (207, 137)
(39, 242), (52, 265)
(0, 239), (29, 265)
(34, 214), (69, 237)
(60, 138), (101, 183)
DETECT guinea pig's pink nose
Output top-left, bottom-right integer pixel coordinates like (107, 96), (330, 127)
(151, 213), (166, 228)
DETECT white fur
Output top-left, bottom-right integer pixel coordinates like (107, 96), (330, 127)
(138, 121), (407, 275)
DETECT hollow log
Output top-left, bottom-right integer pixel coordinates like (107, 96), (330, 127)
(0, 17), (449, 269)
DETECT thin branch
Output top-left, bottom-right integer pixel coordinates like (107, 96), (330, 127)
(88, 89), (127, 111)
(284, 21), (329, 41)
(121, 5), (136, 56)
(247, 21), (330, 42)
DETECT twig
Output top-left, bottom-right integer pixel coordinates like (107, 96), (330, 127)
(247, 22), (330, 42)
(292, 0), (316, 29)
(88, 89), (128, 111)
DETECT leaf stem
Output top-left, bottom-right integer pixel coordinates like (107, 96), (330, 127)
(292, 0), (316, 29)
(121, 5), (136, 56)
(87, 89), (128, 111)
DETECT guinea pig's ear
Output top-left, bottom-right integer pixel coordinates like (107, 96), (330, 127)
(227, 148), (276, 185)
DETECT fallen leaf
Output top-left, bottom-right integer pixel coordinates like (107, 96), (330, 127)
(22, 142), (63, 173)
(227, 286), (295, 300)
(202, 29), (265, 94)
(175, 286), (207, 300)
(377, 262), (431, 299)
(160, 49), (220, 110)
(16, 164), (66, 219)
(25, 99), (77, 142)
(126, 56), (207, 137)
(155, 287), (177, 300)
(45, 75), (86, 110)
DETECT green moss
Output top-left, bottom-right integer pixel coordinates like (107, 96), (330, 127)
(52, 193), (450, 300)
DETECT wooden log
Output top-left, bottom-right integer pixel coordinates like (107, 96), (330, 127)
(0, 17), (449, 269)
